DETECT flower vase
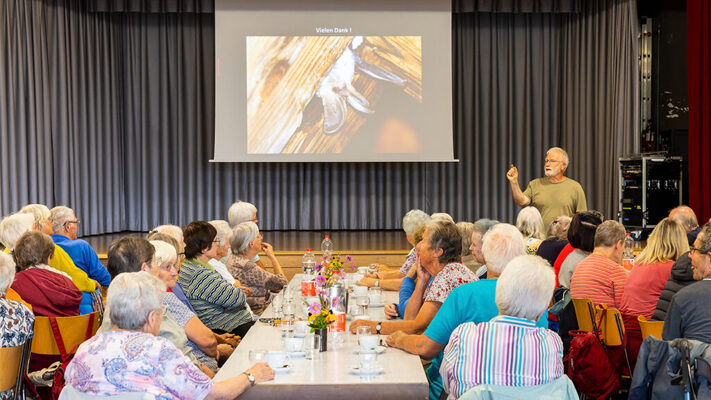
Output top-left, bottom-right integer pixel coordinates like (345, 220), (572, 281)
(316, 328), (328, 352)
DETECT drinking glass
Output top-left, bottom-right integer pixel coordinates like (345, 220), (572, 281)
(248, 349), (266, 362)
(304, 333), (321, 360)
(272, 294), (283, 319)
(355, 295), (370, 316)
(368, 287), (382, 305)
(358, 349), (378, 371)
(280, 319), (294, 340)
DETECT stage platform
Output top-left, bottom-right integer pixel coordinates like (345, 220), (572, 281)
(84, 230), (411, 280)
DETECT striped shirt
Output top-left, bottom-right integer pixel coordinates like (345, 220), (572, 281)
(177, 258), (251, 332)
(440, 316), (563, 399)
(570, 254), (628, 308)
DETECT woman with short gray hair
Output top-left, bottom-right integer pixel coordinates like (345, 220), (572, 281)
(65, 271), (274, 399)
(359, 209), (431, 290)
(516, 206), (546, 254)
(225, 222), (287, 314)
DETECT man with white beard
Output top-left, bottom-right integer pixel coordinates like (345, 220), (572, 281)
(506, 147), (587, 227)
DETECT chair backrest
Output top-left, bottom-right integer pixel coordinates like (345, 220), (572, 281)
(597, 306), (625, 347)
(0, 338), (32, 397)
(637, 315), (664, 340)
(31, 312), (100, 356)
(571, 298), (597, 332)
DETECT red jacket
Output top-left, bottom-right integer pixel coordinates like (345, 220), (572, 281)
(11, 267), (82, 317)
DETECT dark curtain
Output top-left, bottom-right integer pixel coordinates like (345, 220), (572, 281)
(0, 0), (638, 235)
(687, 0), (711, 223)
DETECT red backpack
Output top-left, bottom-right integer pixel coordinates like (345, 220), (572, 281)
(49, 316), (96, 400)
(564, 307), (620, 399)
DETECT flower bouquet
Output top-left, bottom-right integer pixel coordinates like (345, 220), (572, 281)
(314, 254), (355, 286)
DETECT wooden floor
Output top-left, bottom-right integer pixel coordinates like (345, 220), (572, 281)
(82, 230), (411, 255)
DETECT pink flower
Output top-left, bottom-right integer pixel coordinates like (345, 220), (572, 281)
(332, 297), (339, 308)
(315, 275), (326, 286)
(346, 255), (353, 262)
(309, 302), (321, 315)
(315, 263), (323, 271)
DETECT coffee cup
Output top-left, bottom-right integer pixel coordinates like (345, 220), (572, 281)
(284, 337), (304, 352)
(359, 334), (379, 350)
(265, 351), (290, 369)
(357, 266), (370, 275)
(368, 287), (382, 305)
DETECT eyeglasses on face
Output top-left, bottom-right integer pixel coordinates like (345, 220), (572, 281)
(690, 246), (710, 255)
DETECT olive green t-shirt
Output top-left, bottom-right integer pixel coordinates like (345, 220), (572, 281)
(523, 177), (587, 228)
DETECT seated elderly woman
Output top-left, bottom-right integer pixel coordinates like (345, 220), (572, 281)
(226, 222), (287, 314)
(178, 221), (254, 337)
(556, 210), (603, 289)
(65, 272), (274, 399)
(440, 255), (562, 399)
(456, 222), (477, 272)
(208, 220), (253, 296)
(535, 215), (572, 267)
(11, 231), (82, 316)
(0, 251), (34, 399)
(350, 221), (478, 335)
(516, 206), (546, 255)
(358, 209), (431, 291)
(384, 225), (427, 320)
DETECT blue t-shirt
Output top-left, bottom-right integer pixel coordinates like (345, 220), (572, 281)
(52, 235), (111, 286)
(423, 279), (549, 400)
(397, 276), (434, 319)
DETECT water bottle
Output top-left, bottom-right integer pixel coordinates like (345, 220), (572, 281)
(623, 233), (634, 259)
(302, 248), (316, 275)
(321, 235), (333, 260)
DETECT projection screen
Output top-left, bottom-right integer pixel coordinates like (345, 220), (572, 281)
(213, 0), (454, 162)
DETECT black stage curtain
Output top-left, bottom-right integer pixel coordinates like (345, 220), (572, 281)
(0, 0), (637, 234)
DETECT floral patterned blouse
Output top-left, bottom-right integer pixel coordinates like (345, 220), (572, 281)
(1, 298), (34, 400)
(65, 330), (213, 400)
(398, 248), (417, 276)
(424, 262), (478, 303)
(225, 254), (288, 298)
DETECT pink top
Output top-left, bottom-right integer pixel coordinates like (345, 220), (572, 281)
(620, 260), (674, 318)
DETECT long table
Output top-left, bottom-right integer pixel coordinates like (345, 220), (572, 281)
(214, 275), (429, 399)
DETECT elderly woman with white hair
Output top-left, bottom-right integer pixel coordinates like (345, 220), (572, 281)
(225, 222), (287, 314)
(516, 206), (546, 255)
(358, 209), (432, 291)
(0, 251), (34, 400)
(207, 220), (253, 296)
(151, 224), (186, 255)
(440, 255), (563, 399)
(65, 272), (274, 399)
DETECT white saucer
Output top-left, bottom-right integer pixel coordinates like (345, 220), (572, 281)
(274, 364), (293, 374)
(293, 332), (307, 338)
(350, 365), (384, 376)
(353, 345), (386, 354)
(287, 351), (306, 357)
(351, 315), (370, 321)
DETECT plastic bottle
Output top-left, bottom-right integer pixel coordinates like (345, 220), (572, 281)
(302, 248), (316, 274)
(623, 233), (635, 259)
(321, 235), (333, 260)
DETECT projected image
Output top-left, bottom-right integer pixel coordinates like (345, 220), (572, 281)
(246, 36), (422, 154)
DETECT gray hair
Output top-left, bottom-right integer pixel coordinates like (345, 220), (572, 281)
(594, 220), (626, 248)
(228, 201), (257, 227)
(151, 225), (183, 247)
(231, 221), (260, 255)
(19, 204), (51, 231)
(456, 222), (475, 257)
(548, 215), (572, 239)
(472, 219), (500, 235)
(0, 252), (16, 296)
(697, 222), (711, 253)
(49, 206), (75, 234)
(669, 206), (699, 232)
(209, 220), (233, 247)
(431, 213), (454, 224)
(0, 213), (35, 250)
(150, 240), (177, 266)
(547, 147), (569, 166)
(108, 272), (166, 330)
(516, 206), (546, 240)
(496, 255), (555, 321)
(402, 209), (431, 236)
(425, 221), (462, 265)
(481, 223), (526, 276)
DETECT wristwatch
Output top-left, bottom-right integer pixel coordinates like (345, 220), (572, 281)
(375, 322), (382, 334)
(242, 371), (256, 386)
(374, 279), (380, 287)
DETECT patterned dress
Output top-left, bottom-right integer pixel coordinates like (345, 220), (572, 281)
(65, 330), (213, 400)
(423, 262), (478, 303)
(0, 298), (34, 400)
(398, 248), (417, 276)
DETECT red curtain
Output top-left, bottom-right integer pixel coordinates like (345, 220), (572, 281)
(688, 0), (711, 223)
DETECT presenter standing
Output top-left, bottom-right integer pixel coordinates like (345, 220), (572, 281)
(507, 147), (587, 227)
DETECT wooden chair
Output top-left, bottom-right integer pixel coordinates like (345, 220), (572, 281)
(31, 312), (100, 357)
(637, 315), (664, 340)
(0, 338), (32, 400)
(571, 298), (598, 333)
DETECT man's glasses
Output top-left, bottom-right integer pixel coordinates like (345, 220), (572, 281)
(66, 220), (80, 225)
(690, 246), (709, 255)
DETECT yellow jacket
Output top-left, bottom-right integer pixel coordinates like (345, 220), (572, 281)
(3, 245), (97, 292)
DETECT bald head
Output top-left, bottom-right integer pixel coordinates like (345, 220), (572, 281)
(669, 206), (699, 233)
